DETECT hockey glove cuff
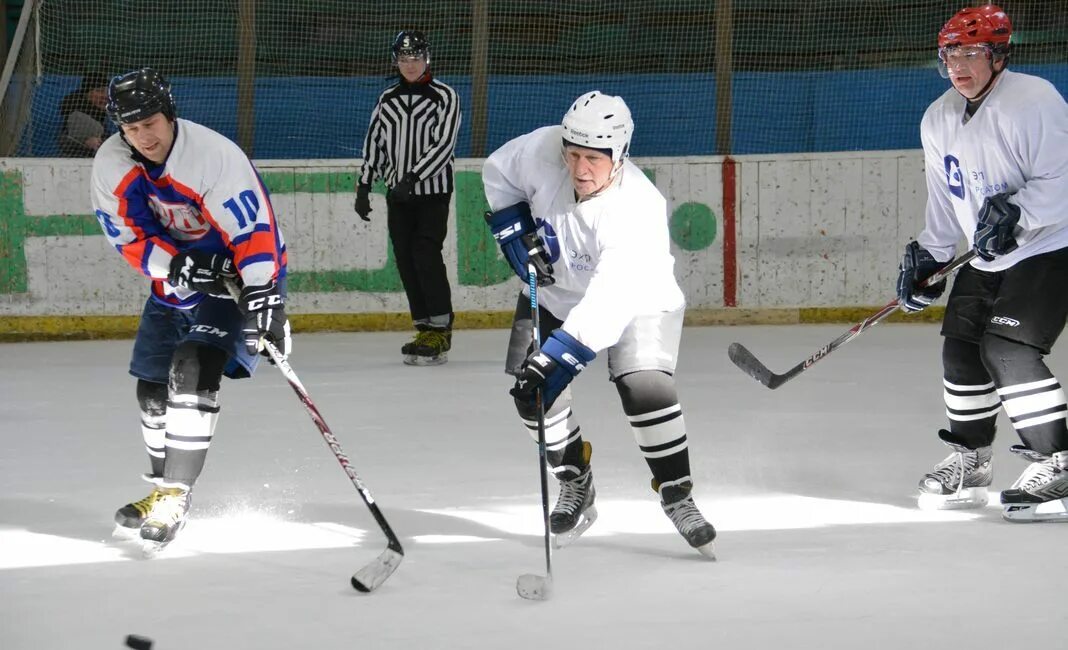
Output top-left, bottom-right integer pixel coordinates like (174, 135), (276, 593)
(168, 251), (238, 298)
(510, 330), (595, 410)
(485, 202), (554, 286)
(239, 280), (291, 359)
(974, 193), (1021, 262)
(896, 241), (949, 313)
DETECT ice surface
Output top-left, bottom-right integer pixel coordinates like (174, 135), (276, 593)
(2, 324), (1066, 649)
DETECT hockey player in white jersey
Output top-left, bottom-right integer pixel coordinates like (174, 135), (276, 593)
(91, 68), (290, 552)
(483, 91), (715, 557)
(894, 6), (1068, 521)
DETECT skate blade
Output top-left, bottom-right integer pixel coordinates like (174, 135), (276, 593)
(516, 573), (552, 600)
(403, 354), (447, 366)
(1002, 497), (1068, 523)
(140, 539), (173, 558)
(112, 524), (142, 541)
(917, 487), (989, 511)
(552, 506), (598, 549)
(695, 540), (717, 560)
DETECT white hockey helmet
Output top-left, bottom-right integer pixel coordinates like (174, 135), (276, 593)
(561, 91), (633, 164)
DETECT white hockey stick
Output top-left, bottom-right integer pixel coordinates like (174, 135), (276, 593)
(226, 280), (403, 592)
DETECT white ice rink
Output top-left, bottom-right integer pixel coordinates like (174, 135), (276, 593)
(2, 324), (1066, 649)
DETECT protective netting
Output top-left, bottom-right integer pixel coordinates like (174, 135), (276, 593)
(2, 0), (1066, 158)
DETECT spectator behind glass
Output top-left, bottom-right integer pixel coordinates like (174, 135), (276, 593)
(58, 72), (110, 157)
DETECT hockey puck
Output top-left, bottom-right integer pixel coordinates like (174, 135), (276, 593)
(125, 634), (153, 649)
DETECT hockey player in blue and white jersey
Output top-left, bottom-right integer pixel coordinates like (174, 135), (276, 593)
(91, 68), (290, 552)
(483, 91), (716, 557)
(895, 5), (1068, 521)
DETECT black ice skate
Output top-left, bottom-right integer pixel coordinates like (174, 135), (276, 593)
(113, 475), (163, 540)
(917, 430), (992, 511)
(403, 325), (451, 366)
(550, 451), (597, 549)
(140, 484), (191, 556)
(657, 478), (716, 559)
(1001, 447), (1068, 523)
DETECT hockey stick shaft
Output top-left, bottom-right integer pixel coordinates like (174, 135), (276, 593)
(516, 264), (553, 600)
(729, 249), (978, 389)
(225, 280), (403, 591)
(530, 266), (553, 581)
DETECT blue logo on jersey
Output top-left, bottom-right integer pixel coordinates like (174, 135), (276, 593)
(536, 218), (561, 264)
(944, 155), (965, 199)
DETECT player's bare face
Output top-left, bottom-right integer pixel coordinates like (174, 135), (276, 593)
(121, 114), (175, 164)
(397, 55), (427, 83)
(564, 146), (617, 199)
(942, 45), (996, 100)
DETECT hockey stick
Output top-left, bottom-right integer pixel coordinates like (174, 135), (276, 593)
(225, 280), (403, 592)
(728, 249), (978, 389)
(515, 264), (553, 601)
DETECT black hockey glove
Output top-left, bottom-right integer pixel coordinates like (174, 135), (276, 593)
(896, 241), (949, 313)
(510, 330), (595, 411)
(168, 251), (237, 298)
(239, 280), (291, 359)
(485, 202), (555, 286)
(974, 193), (1021, 262)
(354, 183), (372, 221)
(388, 172), (418, 203)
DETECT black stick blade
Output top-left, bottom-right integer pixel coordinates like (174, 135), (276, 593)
(351, 548), (404, 593)
(728, 342), (779, 388)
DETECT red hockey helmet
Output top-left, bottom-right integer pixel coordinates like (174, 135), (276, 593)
(938, 5), (1012, 52)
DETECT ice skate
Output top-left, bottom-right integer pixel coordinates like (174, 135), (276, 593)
(657, 478), (716, 559)
(917, 430), (992, 511)
(140, 483), (191, 556)
(400, 325), (428, 362)
(403, 326), (450, 366)
(549, 446), (597, 548)
(113, 475), (163, 540)
(1001, 447), (1068, 523)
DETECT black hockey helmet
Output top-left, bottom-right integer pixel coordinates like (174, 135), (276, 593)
(391, 30), (430, 65)
(106, 67), (176, 126)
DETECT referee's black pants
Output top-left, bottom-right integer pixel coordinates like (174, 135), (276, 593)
(386, 193), (453, 325)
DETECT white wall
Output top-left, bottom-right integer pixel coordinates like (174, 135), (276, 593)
(0, 151), (929, 318)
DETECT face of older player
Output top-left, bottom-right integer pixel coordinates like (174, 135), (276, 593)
(564, 145), (619, 199)
(120, 113), (175, 164)
(942, 44), (1004, 100)
(397, 54), (427, 83)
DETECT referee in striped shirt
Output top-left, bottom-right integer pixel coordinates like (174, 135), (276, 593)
(355, 30), (462, 365)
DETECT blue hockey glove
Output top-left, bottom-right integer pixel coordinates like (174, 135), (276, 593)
(485, 202), (554, 286)
(239, 280), (291, 358)
(510, 330), (595, 410)
(974, 193), (1020, 262)
(896, 241), (949, 313)
(168, 251), (237, 298)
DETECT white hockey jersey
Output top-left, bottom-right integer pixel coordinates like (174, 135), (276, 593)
(483, 125), (686, 353)
(91, 118), (287, 308)
(918, 69), (1068, 271)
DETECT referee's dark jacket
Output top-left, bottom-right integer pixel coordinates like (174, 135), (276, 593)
(358, 74), (461, 195)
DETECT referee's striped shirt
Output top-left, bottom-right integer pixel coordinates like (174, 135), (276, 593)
(358, 76), (461, 196)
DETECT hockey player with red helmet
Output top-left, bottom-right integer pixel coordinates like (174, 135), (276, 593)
(895, 5), (1068, 521)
